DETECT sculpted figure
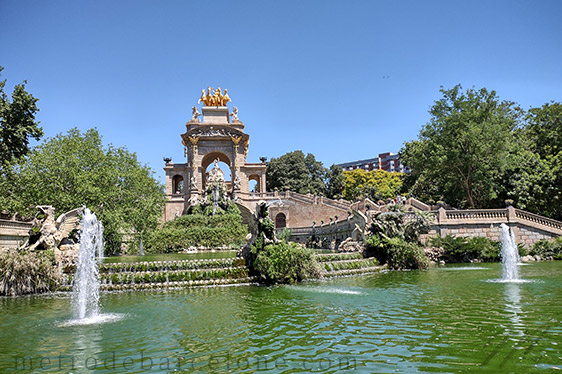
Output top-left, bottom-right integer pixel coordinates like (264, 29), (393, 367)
(233, 174), (241, 190)
(191, 105), (201, 121)
(230, 106), (239, 121)
(222, 89), (231, 106)
(27, 206), (84, 251)
(205, 87), (213, 105)
(197, 89), (206, 105)
(212, 87), (222, 106)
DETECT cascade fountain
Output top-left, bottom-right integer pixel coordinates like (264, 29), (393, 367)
(500, 223), (520, 281)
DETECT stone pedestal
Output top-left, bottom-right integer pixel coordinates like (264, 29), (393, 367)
(202, 106), (230, 124)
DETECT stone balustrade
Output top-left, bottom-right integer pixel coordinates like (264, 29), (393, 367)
(285, 205), (562, 248)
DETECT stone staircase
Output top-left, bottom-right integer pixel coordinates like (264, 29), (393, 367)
(315, 252), (384, 277)
(59, 252), (383, 292)
(60, 257), (256, 291)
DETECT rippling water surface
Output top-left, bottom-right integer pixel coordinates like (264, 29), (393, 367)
(1, 262), (561, 373)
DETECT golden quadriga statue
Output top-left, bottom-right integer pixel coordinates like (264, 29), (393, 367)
(198, 87), (231, 106)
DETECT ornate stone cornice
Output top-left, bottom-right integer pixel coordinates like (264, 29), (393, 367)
(182, 125), (248, 141)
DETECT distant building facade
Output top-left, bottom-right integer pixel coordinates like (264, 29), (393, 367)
(337, 152), (409, 173)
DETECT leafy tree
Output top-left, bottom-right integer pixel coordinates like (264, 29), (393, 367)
(0, 66), (42, 168)
(0, 128), (165, 254)
(400, 85), (522, 208)
(342, 168), (403, 201)
(305, 153), (327, 195)
(507, 102), (562, 219)
(266, 150), (328, 195)
(326, 164), (345, 199)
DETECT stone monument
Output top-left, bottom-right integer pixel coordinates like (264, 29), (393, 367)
(163, 88), (267, 221)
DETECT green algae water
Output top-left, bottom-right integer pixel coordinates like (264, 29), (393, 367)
(1, 262), (561, 373)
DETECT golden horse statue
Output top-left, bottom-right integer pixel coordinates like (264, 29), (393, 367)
(198, 87), (231, 106)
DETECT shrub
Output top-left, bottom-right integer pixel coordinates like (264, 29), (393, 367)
(253, 242), (322, 284)
(277, 228), (292, 243)
(0, 249), (60, 296)
(369, 207), (433, 244)
(384, 237), (429, 270)
(365, 234), (389, 264)
(145, 212), (247, 253)
(428, 235), (500, 262)
(529, 237), (562, 259)
(365, 235), (429, 270)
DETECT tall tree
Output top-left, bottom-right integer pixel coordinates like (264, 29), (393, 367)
(326, 164), (345, 199)
(507, 102), (562, 219)
(266, 150), (328, 195)
(342, 168), (403, 201)
(400, 85), (522, 208)
(0, 128), (165, 253)
(0, 66), (42, 168)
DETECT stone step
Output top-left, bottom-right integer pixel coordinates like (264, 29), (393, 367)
(100, 267), (249, 284)
(324, 265), (386, 278)
(314, 252), (363, 262)
(322, 258), (379, 272)
(98, 258), (244, 274)
(58, 276), (258, 292)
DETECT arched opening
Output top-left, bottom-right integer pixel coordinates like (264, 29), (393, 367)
(201, 152), (232, 191)
(248, 174), (260, 194)
(275, 212), (286, 229)
(172, 175), (184, 194)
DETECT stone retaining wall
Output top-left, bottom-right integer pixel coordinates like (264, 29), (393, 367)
(0, 219), (32, 249)
(417, 206), (561, 247)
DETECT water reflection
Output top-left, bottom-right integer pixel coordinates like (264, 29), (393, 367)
(70, 326), (102, 373)
(503, 283), (525, 338)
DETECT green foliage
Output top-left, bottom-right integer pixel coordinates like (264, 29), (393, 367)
(400, 85), (522, 209)
(365, 235), (428, 270)
(0, 66), (43, 169)
(266, 150), (328, 195)
(429, 235), (500, 262)
(342, 168), (404, 201)
(277, 227), (292, 243)
(326, 164), (345, 199)
(506, 102), (562, 220)
(0, 249), (60, 296)
(385, 238), (430, 270)
(253, 242), (322, 284)
(0, 128), (166, 254)
(529, 237), (562, 260)
(364, 207), (433, 269)
(145, 213), (247, 253)
(368, 207), (433, 244)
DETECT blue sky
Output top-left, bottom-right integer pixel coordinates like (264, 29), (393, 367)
(1, 0), (561, 183)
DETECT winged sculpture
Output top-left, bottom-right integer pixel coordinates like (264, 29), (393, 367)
(27, 206), (84, 251)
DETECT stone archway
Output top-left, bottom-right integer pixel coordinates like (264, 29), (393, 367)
(275, 212), (287, 229)
(248, 174), (261, 193)
(201, 152), (232, 191)
(172, 175), (184, 194)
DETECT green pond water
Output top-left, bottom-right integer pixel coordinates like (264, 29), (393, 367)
(1, 262), (561, 373)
